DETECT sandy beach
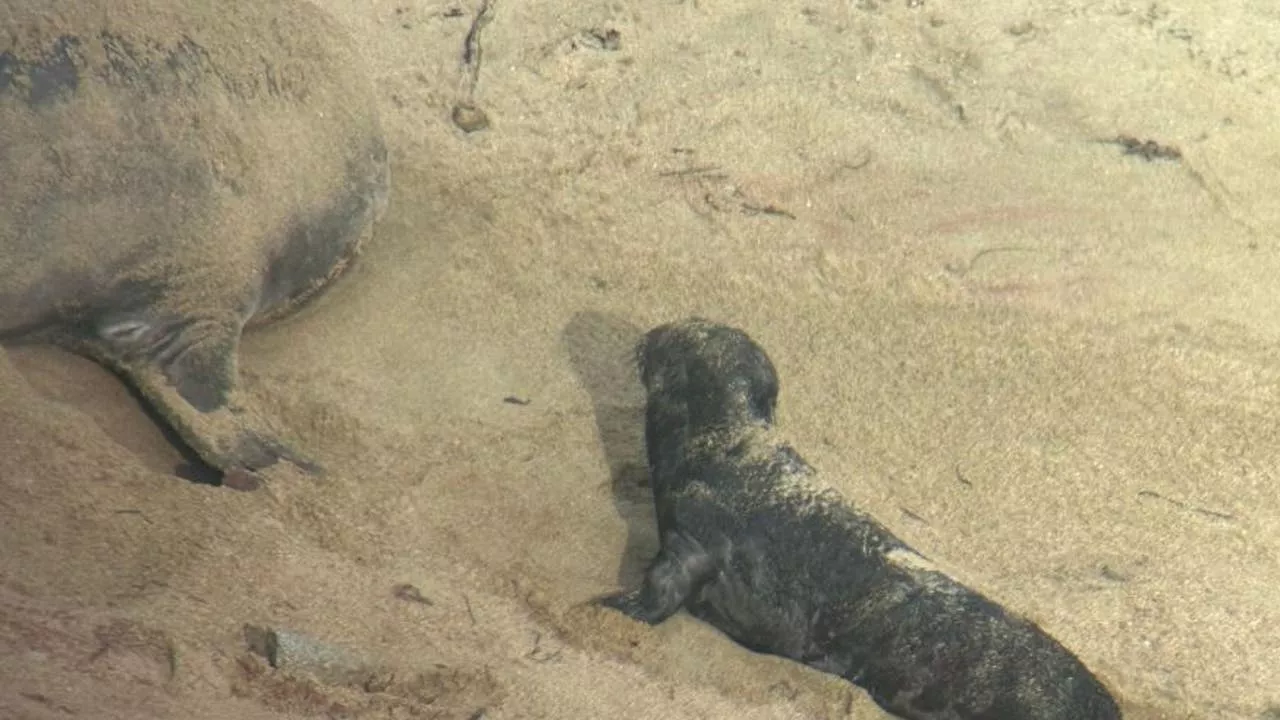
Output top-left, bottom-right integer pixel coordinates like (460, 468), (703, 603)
(2, 0), (1278, 717)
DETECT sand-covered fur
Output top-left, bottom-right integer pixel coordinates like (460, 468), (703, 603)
(0, 0), (388, 482)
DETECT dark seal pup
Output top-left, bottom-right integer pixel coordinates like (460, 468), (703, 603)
(0, 0), (389, 483)
(597, 318), (1122, 720)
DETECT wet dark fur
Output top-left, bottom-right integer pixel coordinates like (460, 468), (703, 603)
(598, 318), (1122, 720)
(0, 0), (388, 483)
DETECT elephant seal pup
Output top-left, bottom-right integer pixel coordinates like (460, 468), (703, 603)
(597, 318), (1121, 720)
(0, 0), (389, 484)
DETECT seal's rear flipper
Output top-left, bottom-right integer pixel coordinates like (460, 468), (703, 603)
(598, 531), (715, 625)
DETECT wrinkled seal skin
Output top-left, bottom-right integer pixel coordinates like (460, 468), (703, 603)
(0, 0), (389, 483)
(598, 319), (1122, 720)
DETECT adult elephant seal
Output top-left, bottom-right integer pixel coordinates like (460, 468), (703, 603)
(0, 0), (389, 486)
(597, 319), (1122, 720)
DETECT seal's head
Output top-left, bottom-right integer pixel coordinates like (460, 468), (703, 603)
(636, 318), (779, 432)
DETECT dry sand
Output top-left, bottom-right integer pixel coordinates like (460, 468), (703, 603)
(3, 0), (1279, 718)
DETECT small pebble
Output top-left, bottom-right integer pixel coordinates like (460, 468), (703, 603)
(452, 103), (490, 133)
(244, 624), (379, 687)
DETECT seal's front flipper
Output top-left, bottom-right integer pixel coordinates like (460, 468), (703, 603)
(90, 312), (242, 411)
(599, 531), (715, 625)
(64, 312), (322, 482)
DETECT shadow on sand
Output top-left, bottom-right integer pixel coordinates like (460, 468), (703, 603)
(562, 311), (659, 589)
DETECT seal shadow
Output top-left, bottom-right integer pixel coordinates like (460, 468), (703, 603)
(562, 311), (658, 588)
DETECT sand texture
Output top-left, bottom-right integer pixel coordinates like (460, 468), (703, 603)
(2, 0), (1279, 718)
